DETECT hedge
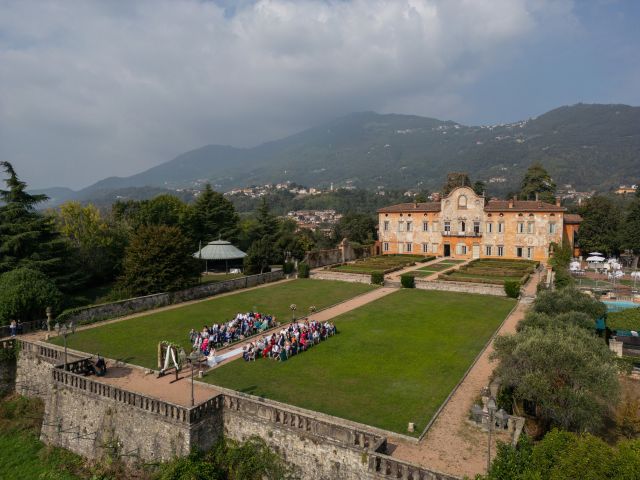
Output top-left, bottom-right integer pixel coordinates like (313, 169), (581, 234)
(298, 263), (310, 278)
(504, 280), (521, 298)
(400, 274), (415, 289)
(371, 272), (385, 285)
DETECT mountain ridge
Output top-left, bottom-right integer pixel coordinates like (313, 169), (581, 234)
(35, 103), (640, 205)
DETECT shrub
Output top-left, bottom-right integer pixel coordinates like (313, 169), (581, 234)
(504, 280), (521, 298)
(533, 288), (606, 320)
(0, 268), (63, 325)
(370, 272), (384, 285)
(282, 262), (295, 274)
(400, 274), (415, 288)
(297, 263), (310, 278)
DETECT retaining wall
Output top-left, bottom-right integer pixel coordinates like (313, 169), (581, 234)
(310, 270), (372, 284)
(415, 279), (506, 297)
(11, 339), (459, 479)
(60, 270), (284, 326)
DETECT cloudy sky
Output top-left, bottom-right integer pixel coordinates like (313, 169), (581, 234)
(1, 0), (639, 189)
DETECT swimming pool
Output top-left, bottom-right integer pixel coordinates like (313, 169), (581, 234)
(604, 300), (638, 312)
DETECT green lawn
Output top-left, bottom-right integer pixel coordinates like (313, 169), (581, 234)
(50, 280), (375, 369)
(203, 289), (515, 435)
(330, 255), (434, 275)
(440, 258), (536, 285)
(418, 263), (456, 272)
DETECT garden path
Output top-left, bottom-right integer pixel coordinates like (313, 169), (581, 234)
(388, 274), (538, 478)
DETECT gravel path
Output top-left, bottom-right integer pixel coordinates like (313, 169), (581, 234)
(388, 277), (538, 478)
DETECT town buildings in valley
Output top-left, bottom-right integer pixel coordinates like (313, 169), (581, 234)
(377, 186), (580, 261)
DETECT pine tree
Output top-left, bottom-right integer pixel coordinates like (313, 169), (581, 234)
(0, 162), (80, 290)
(519, 162), (556, 203)
(192, 183), (239, 243)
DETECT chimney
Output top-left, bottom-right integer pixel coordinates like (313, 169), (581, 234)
(535, 192), (539, 201)
(508, 196), (515, 209)
(555, 198), (561, 207)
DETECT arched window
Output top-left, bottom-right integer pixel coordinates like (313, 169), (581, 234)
(458, 195), (468, 209)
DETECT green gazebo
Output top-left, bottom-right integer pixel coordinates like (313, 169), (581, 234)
(193, 240), (247, 273)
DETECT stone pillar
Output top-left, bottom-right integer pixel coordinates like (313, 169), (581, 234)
(609, 338), (624, 357)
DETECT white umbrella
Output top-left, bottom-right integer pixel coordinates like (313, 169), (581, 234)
(586, 256), (605, 262)
(589, 252), (604, 256)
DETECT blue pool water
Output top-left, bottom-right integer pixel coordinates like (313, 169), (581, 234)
(603, 300), (637, 312)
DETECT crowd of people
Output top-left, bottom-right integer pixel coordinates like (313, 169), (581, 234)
(189, 311), (277, 356)
(241, 319), (337, 362)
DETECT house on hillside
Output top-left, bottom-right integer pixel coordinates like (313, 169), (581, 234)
(377, 186), (580, 261)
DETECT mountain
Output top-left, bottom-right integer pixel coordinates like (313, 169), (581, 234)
(39, 103), (640, 204)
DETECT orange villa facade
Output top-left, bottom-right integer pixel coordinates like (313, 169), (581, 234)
(377, 186), (580, 262)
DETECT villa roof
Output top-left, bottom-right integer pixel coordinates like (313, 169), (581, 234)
(377, 202), (441, 213)
(193, 240), (247, 260)
(484, 200), (565, 212)
(563, 213), (583, 224)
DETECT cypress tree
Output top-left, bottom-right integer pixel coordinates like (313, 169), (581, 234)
(192, 183), (240, 243)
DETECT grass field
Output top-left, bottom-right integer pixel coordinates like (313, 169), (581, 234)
(50, 280), (376, 369)
(330, 254), (434, 275)
(203, 289), (515, 435)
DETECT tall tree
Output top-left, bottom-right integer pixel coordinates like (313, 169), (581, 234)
(442, 172), (472, 195)
(243, 199), (280, 273)
(0, 268), (62, 324)
(519, 162), (556, 203)
(334, 213), (377, 244)
(578, 196), (621, 256)
(621, 198), (640, 268)
(472, 180), (486, 196)
(55, 201), (127, 283)
(0, 162), (78, 290)
(118, 225), (199, 296)
(191, 184), (239, 243)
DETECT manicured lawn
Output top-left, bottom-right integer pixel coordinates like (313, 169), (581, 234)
(50, 280), (375, 369)
(441, 258), (536, 285)
(331, 255), (434, 275)
(418, 263), (456, 272)
(203, 289), (515, 435)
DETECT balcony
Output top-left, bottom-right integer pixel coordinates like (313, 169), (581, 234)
(441, 231), (482, 237)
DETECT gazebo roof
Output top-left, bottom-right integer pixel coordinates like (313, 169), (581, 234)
(193, 240), (247, 260)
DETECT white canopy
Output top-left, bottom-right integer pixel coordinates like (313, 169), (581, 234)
(589, 252), (604, 256)
(586, 256), (605, 262)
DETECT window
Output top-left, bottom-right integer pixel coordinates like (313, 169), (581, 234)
(526, 247), (533, 259)
(498, 222), (505, 233)
(456, 243), (467, 255)
(517, 222), (525, 233)
(406, 242), (412, 252)
(473, 221), (480, 234)
(422, 221), (429, 232)
(422, 243), (429, 253)
(444, 221), (451, 233)
(458, 195), (468, 209)
(459, 221), (466, 233)
(406, 221), (413, 232)
(497, 245), (504, 257)
(485, 245), (493, 256)
(398, 221), (405, 232)
(383, 242), (389, 252)
(383, 221), (389, 231)
(486, 222), (493, 233)
(516, 247), (523, 258)
(549, 222), (557, 234)
(527, 222), (534, 234)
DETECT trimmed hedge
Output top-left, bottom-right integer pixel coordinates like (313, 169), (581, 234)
(298, 263), (310, 278)
(400, 274), (415, 289)
(504, 280), (521, 298)
(371, 272), (385, 285)
(283, 262), (295, 274)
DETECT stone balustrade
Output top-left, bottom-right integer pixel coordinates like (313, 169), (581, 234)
(369, 453), (459, 480)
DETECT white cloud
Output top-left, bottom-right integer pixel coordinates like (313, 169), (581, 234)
(0, 0), (574, 188)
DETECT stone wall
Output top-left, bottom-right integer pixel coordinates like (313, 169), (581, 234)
(60, 270), (284, 326)
(310, 270), (373, 284)
(12, 339), (460, 479)
(0, 339), (16, 397)
(415, 279), (506, 297)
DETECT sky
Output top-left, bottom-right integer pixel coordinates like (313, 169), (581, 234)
(1, 0), (639, 190)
